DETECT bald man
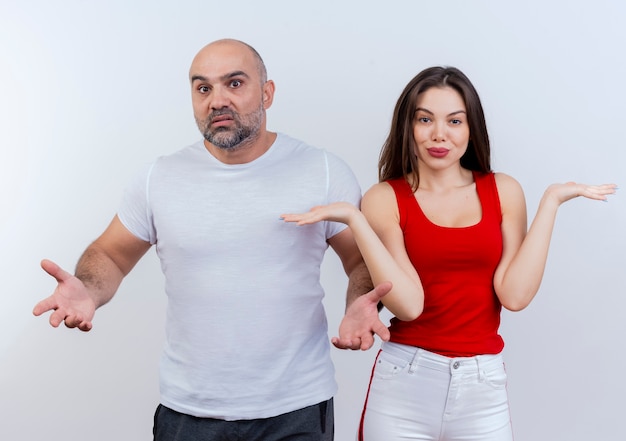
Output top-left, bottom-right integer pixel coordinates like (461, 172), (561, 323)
(33, 39), (391, 440)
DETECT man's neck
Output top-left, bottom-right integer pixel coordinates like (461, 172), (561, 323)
(204, 131), (277, 165)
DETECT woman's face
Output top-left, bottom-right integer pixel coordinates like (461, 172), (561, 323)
(412, 86), (470, 171)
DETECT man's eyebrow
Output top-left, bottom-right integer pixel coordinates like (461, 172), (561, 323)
(190, 71), (250, 83)
(222, 71), (249, 81)
(191, 74), (208, 83)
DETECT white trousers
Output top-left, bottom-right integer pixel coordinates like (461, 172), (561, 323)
(358, 342), (514, 441)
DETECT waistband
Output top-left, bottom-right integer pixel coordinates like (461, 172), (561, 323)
(381, 341), (504, 374)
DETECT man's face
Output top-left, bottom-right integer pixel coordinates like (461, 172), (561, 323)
(189, 41), (269, 151)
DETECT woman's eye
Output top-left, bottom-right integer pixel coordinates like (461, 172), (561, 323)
(418, 117), (430, 123)
(450, 119), (462, 125)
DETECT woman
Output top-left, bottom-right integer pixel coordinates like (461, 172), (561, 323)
(282, 66), (616, 440)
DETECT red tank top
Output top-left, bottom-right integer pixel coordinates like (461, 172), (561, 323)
(387, 171), (504, 357)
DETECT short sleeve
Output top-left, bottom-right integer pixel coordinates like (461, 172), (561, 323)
(117, 162), (157, 244)
(324, 151), (362, 239)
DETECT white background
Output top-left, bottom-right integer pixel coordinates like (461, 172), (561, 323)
(1, 1), (624, 440)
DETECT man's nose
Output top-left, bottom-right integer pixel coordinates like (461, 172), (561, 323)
(210, 86), (231, 110)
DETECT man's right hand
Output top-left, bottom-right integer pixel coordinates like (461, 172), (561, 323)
(33, 259), (96, 332)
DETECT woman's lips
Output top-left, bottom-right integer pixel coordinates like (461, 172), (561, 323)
(427, 147), (449, 158)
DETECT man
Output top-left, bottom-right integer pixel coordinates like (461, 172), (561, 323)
(33, 39), (390, 440)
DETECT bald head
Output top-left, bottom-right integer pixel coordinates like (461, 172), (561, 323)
(190, 39), (267, 85)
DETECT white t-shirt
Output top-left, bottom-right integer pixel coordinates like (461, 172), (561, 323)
(118, 133), (361, 420)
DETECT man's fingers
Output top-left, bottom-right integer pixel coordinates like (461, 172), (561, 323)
(369, 281), (392, 302)
(78, 321), (93, 332)
(49, 308), (87, 328)
(32, 297), (58, 317)
(372, 322), (391, 342)
(53, 312), (92, 332)
(331, 337), (347, 349)
(331, 337), (360, 350)
(332, 336), (372, 351)
(40, 259), (73, 283)
(359, 334), (375, 351)
(48, 309), (66, 328)
(66, 318), (92, 332)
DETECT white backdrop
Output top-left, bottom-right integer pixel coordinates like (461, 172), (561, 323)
(1, 1), (624, 440)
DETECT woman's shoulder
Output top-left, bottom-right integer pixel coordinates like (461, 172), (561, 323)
(362, 181), (401, 208)
(493, 172), (522, 190)
(493, 172), (526, 207)
(362, 182), (402, 225)
(365, 181), (399, 198)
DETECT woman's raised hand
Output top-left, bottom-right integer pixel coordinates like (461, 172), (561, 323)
(544, 182), (617, 205)
(281, 201), (362, 226)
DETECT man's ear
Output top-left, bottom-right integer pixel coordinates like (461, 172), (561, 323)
(262, 80), (275, 109)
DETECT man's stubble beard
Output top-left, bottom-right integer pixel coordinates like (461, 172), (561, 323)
(199, 102), (265, 151)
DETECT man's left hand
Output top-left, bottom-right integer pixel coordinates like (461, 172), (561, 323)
(331, 282), (392, 350)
